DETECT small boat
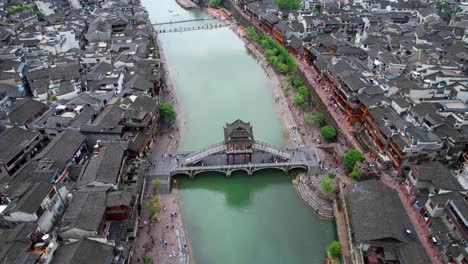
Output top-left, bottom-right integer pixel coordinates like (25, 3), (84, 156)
(168, 10), (173, 12)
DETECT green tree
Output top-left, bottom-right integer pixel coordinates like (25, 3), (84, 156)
(293, 93), (307, 108)
(275, 0), (300, 10)
(326, 241), (342, 259)
(265, 48), (278, 57)
(297, 85), (310, 97)
(327, 173), (336, 179)
(303, 35), (312, 42)
(152, 178), (162, 190)
(160, 101), (176, 123)
(343, 149), (363, 171)
(312, 111), (326, 125)
(292, 75), (303, 87)
(145, 256), (152, 264)
(49, 95), (57, 101)
(320, 125), (336, 140)
(210, 0), (222, 6)
(320, 178), (334, 193)
(276, 62), (288, 73)
(303, 112), (313, 124)
(283, 84), (292, 92)
(311, 96), (319, 105)
(348, 166), (360, 181)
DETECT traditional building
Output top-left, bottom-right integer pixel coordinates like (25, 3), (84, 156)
(224, 120), (254, 164)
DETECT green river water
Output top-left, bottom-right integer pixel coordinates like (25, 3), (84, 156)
(142, 0), (336, 262)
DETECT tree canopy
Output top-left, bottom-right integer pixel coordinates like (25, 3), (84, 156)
(326, 241), (342, 259)
(312, 111), (326, 125)
(348, 166), (360, 181)
(160, 101), (176, 123)
(275, 0), (300, 10)
(293, 93), (308, 108)
(343, 149), (363, 171)
(297, 85), (310, 97)
(320, 178), (334, 193)
(245, 27), (297, 73)
(320, 125), (336, 140)
(210, 0), (222, 6)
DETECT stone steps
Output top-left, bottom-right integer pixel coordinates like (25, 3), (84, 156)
(295, 177), (334, 219)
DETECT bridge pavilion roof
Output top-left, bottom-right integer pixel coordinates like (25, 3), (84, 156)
(224, 119), (254, 144)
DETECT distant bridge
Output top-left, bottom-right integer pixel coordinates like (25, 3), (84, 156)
(153, 17), (217, 26)
(155, 23), (228, 34)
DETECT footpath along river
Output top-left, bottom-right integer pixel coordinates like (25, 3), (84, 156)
(142, 0), (336, 263)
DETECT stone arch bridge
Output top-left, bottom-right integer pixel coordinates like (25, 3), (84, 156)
(150, 140), (320, 188)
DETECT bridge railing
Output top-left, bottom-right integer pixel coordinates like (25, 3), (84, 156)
(173, 161), (308, 173)
(184, 142), (226, 164)
(153, 17), (217, 26)
(253, 141), (291, 159)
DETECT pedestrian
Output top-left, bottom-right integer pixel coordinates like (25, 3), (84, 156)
(171, 225), (174, 229)
(166, 225), (169, 229)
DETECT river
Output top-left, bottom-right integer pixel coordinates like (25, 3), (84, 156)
(142, 0), (336, 263)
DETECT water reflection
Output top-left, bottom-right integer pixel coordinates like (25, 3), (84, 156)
(176, 170), (287, 208)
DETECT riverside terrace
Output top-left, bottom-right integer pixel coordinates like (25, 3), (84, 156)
(149, 120), (320, 193)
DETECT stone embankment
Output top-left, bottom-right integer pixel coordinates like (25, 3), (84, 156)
(293, 174), (334, 220)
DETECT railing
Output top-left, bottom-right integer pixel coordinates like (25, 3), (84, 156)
(153, 17), (217, 26)
(253, 141), (291, 159)
(183, 140), (293, 164)
(172, 161), (308, 174)
(184, 142), (226, 164)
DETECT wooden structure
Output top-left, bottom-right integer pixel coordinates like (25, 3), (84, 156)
(224, 119), (254, 164)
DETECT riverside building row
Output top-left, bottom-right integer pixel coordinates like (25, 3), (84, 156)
(0, 0), (164, 263)
(231, 0), (468, 263)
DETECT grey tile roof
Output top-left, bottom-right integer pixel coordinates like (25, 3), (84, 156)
(0, 223), (38, 264)
(60, 189), (107, 235)
(51, 238), (114, 264)
(7, 98), (46, 125)
(106, 190), (132, 207)
(274, 21), (293, 33)
(412, 162), (464, 191)
(368, 106), (406, 137)
(76, 141), (128, 188)
(0, 126), (39, 163)
(34, 130), (86, 171)
(346, 179), (431, 264)
(2, 182), (52, 215)
(123, 74), (153, 92)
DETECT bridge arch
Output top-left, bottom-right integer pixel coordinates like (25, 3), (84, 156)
(192, 170), (227, 177)
(285, 165), (308, 174)
(251, 166), (287, 174)
(171, 171), (192, 178)
(227, 168), (252, 176)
